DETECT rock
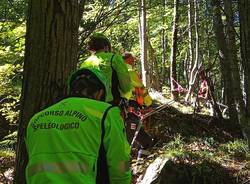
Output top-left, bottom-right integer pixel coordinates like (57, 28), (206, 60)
(138, 157), (169, 184)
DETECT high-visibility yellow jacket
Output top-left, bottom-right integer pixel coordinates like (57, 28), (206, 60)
(25, 97), (131, 184)
(124, 65), (152, 107)
(80, 52), (132, 103)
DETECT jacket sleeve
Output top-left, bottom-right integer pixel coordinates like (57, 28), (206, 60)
(130, 70), (143, 88)
(143, 87), (153, 106)
(103, 107), (131, 184)
(112, 54), (132, 94)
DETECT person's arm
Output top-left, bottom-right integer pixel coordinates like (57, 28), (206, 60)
(103, 107), (131, 184)
(143, 87), (153, 107)
(130, 70), (143, 88)
(112, 54), (132, 94)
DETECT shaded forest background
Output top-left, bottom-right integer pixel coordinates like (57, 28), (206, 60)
(0, 0), (249, 183)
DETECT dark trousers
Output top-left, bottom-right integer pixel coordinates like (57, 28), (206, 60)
(124, 112), (154, 149)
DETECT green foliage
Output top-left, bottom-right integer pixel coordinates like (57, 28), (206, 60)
(79, 1), (138, 54)
(147, 3), (173, 59)
(0, 64), (22, 96)
(164, 134), (187, 159)
(0, 0), (27, 22)
(0, 21), (24, 123)
(164, 135), (248, 164)
(0, 131), (17, 153)
(0, 63), (22, 122)
(0, 22), (25, 65)
(218, 140), (248, 159)
(161, 136), (248, 183)
(166, 134), (185, 149)
(77, 0), (224, 93)
(0, 149), (15, 158)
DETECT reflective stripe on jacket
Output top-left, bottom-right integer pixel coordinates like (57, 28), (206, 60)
(25, 97), (131, 184)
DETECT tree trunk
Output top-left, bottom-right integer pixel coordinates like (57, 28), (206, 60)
(78, 0), (86, 20)
(239, 0), (250, 117)
(148, 39), (160, 90)
(162, 0), (168, 85)
(15, 1), (80, 183)
(185, 0), (200, 102)
(170, 0), (179, 100)
(139, 0), (148, 87)
(206, 75), (223, 120)
(0, 113), (10, 140)
(187, 0), (194, 83)
(161, 29), (168, 85)
(211, 0), (238, 122)
(183, 52), (189, 86)
(224, 0), (250, 148)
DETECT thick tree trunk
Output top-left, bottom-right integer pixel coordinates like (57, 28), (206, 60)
(15, 1), (80, 183)
(239, 0), (250, 117)
(224, 0), (250, 148)
(211, 0), (238, 123)
(170, 0), (179, 100)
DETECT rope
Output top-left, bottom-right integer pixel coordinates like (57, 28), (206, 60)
(171, 77), (187, 93)
(130, 100), (175, 148)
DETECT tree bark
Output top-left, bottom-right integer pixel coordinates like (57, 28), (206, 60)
(224, 0), (250, 148)
(187, 0), (194, 83)
(78, 0), (86, 20)
(162, 0), (168, 85)
(170, 0), (179, 100)
(211, 0), (238, 122)
(139, 0), (148, 87)
(185, 0), (200, 102)
(161, 29), (168, 85)
(148, 39), (160, 90)
(0, 113), (10, 140)
(206, 74), (223, 120)
(15, 1), (80, 183)
(239, 0), (250, 117)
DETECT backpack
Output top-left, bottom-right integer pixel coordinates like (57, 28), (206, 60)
(110, 54), (121, 105)
(96, 105), (115, 184)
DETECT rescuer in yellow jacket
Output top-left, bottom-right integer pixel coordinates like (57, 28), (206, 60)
(25, 68), (131, 184)
(80, 33), (132, 105)
(121, 52), (156, 159)
(122, 52), (152, 107)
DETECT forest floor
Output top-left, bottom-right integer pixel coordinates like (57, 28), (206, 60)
(0, 150), (14, 183)
(131, 93), (250, 184)
(0, 94), (250, 184)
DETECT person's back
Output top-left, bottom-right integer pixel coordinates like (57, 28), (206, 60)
(25, 68), (131, 184)
(121, 53), (156, 160)
(80, 33), (131, 104)
(122, 52), (152, 107)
